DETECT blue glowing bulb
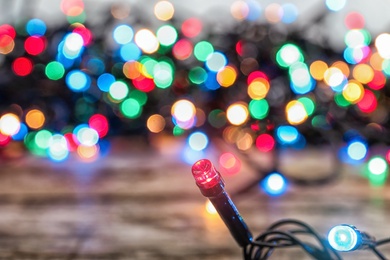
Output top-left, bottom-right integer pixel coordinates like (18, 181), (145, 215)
(328, 225), (359, 251)
(261, 172), (287, 196)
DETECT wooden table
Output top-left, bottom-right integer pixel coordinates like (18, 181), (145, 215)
(0, 136), (388, 259)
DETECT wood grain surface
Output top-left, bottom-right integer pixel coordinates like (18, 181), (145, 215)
(0, 136), (388, 260)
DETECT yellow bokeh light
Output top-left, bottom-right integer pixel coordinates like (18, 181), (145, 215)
(236, 131), (253, 151)
(309, 60), (328, 81)
(222, 126), (241, 144)
(324, 67), (345, 87)
(226, 102), (249, 126)
(154, 0), (175, 21)
(265, 3), (282, 23)
(0, 113), (20, 136)
(331, 61), (350, 78)
(247, 78), (270, 100)
(25, 109), (45, 129)
(147, 114), (166, 133)
(0, 35), (15, 55)
(286, 100), (308, 125)
(205, 200), (217, 215)
(342, 80), (364, 104)
(123, 61), (142, 79)
(217, 66), (237, 87)
(77, 144), (99, 161)
(353, 63), (374, 84)
(370, 52), (384, 71)
(230, 1), (249, 21)
(171, 99), (196, 122)
(135, 29), (159, 54)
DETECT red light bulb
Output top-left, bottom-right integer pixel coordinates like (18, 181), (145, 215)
(191, 159), (222, 189)
(191, 158), (253, 247)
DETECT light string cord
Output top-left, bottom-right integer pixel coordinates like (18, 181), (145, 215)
(241, 219), (390, 259)
(243, 219), (341, 260)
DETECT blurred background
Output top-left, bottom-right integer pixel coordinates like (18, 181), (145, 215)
(0, 0), (390, 259)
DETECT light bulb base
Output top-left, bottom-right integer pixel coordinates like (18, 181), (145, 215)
(328, 224), (376, 252)
(209, 191), (253, 247)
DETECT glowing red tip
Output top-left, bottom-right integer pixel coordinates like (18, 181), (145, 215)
(191, 159), (221, 189)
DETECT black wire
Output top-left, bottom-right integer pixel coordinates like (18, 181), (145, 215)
(248, 230), (328, 259)
(376, 238), (390, 247)
(370, 246), (387, 260)
(265, 219), (337, 259)
(243, 219), (342, 260)
(243, 220), (390, 259)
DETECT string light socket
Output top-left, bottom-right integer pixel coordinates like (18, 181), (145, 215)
(191, 159), (253, 247)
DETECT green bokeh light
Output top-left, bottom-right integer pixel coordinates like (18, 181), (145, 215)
(276, 43), (304, 68)
(249, 99), (269, 119)
(334, 93), (351, 107)
(194, 41), (214, 62)
(189, 67), (207, 85)
(298, 97), (315, 116)
(173, 125), (185, 136)
(208, 109), (226, 128)
(153, 61), (173, 89)
(35, 129), (52, 149)
(24, 132), (47, 157)
(120, 98), (141, 118)
(45, 61), (65, 80)
(129, 90), (148, 106)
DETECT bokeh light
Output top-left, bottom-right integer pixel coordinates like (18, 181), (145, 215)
(255, 133), (275, 152)
(326, 0), (346, 11)
(0, 113), (20, 136)
(77, 144), (99, 161)
(249, 99), (269, 119)
(45, 61), (65, 80)
(226, 103), (249, 126)
(89, 114), (109, 138)
(154, 0), (175, 21)
(181, 18), (202, 38)
(286, 100), (308, 125)
(48, 134), (69, 162)
(276, 125), (299, 145)
(109, 81), (129, 101)
(12, 57), (33, 76)
(276, 43), (304, 68)
(375, 33), (390, 59)
(261, 172), (287, 196)
(171, 99), (196, 129)
(205, 200), (217, 215)
(205, 52), (227, 72)
(188, 131), (208, 151)
(157, 25), (177, 46)
(217, 66), (237, 87)
(219, 152), (241, 175)
(347, 140), (367, 161)
(25, 109), (45, 129)
(147, 114), (166, 133)
(24, 36), (46, 55)
(66, 70), (90, 92)
(121, 98), (142, 119)
(113, 24), (134, 45)
(135, 29), (159, 54)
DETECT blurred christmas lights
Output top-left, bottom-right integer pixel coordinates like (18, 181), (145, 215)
(0, 0), (387, 193)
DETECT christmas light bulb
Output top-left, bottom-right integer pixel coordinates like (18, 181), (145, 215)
(191, 159), (252, 247)
(191, 159), (222, 189)
(328, 224), (359, 251)
(328, 224), (375, 252)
